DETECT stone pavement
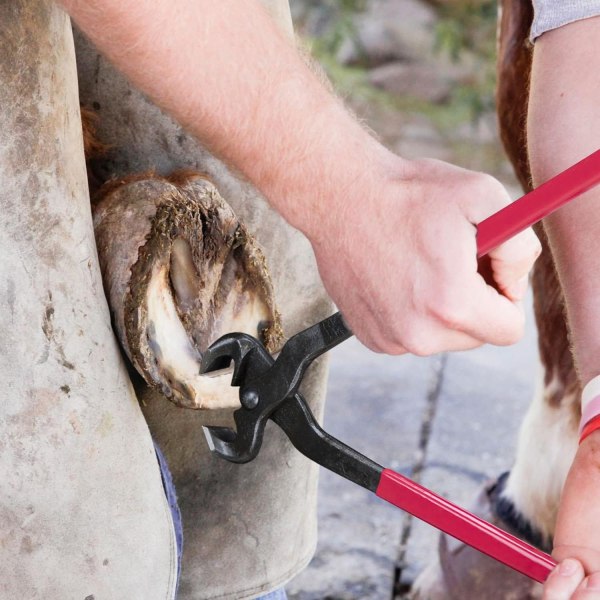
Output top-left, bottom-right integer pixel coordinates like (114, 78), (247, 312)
(286, 294), (538, 599)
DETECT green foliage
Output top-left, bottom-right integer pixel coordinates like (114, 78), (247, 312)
(295, 0), (499, 125)
(434, 1), (497, 58)
(292, 0), (367, 55)
(433, 0), (498, 120)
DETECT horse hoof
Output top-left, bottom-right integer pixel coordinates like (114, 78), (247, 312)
(93, 172), (283, 410)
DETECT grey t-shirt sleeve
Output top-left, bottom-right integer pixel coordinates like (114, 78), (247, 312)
(531, 0), (600, 41)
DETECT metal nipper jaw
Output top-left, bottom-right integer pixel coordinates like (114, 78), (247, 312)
(200, 313), (381, 489)
(199, 150), (600, 584)
(200, 312), (555, 582)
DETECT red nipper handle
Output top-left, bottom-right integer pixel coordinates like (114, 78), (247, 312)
(374, 154), (600, 582)
(476, 149), (600, 257)
(377, 153), (600, 581)
(376, 469), (556, 583)
(378, 153), (600, 582)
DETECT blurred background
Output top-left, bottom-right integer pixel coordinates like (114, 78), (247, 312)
(291, 0), (518, 191)
(284, 2), (537, 599)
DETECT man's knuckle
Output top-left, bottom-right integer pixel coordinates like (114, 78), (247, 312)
(372, 337), (403, 355)
(530, 235), (543, 259)
(402, 331), (436, 357)
(499, 322), (524, 346)
(428, 294), (468, 331)
(514, 229), (542, 258)
(405, 343), (432, 357)
(385, 342), (406, 356)
(477, 173), (510, 205)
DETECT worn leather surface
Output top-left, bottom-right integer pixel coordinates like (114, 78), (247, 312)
(74, 1), (333, 598)
(0, 1), (178, 598)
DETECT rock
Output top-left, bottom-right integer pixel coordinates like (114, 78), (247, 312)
(292, 0), (438, 68)
(453, 112), (499, 144)
(336, 0), (438, 67)
(389, 114), (452, 161)
(369, 61), (453, 103)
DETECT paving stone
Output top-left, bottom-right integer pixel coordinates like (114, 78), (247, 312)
(287, 337), (438, 600)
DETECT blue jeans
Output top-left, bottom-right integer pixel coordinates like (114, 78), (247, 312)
(256, 589), (287, 600)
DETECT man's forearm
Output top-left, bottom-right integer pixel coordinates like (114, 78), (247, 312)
(59, 0), (393, 240)
(59, 0), (539, 355)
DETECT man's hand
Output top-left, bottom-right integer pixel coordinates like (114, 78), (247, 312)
(60, 0), (540, 356)
(310, 156), (540, 354)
